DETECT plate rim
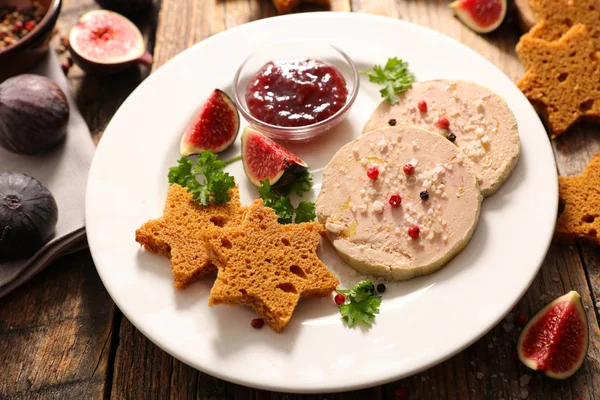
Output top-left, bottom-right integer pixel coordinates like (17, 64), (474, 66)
(85, 11), (558, 393)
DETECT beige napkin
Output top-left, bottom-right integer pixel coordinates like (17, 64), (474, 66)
(0, 51), (95, 299)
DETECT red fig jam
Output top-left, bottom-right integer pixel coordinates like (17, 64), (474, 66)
(246, 58), (348, 128)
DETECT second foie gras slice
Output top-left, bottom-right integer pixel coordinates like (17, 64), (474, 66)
(363, 80), (520, 197)
(316, 126), (482, 281)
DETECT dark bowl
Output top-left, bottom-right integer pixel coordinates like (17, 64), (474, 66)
(0, 0), (62, 82)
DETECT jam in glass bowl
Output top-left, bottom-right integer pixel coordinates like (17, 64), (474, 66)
(233, 40), (359, 142)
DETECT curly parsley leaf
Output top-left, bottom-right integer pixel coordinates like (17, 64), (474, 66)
(289, 171), (313, 197)
(258, 173), (316, 224)
(294, 200), (317, 223)
(268, 170), (313, 197)
(361, 57), (416, 105)
(168, 151), (237, 206)
(168, 157), (198, 189)
(337, 280), (382, 328)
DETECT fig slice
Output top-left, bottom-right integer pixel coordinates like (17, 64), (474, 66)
(449, 0), (507, 34)
(517, 291), (589, 379)
(241, 127), (308, 187)
(179, 89), (240, 156)
(68, 10), (152, 74)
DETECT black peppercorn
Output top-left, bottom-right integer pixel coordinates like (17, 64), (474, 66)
(388, 118), (397, 126)
(420, 190), (429, 200)
(446, 131), (456, 142)
(376, 283), (386, 293)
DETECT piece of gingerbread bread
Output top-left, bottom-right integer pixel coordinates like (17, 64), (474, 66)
(135, 184), (246, 289)
(555, 154), (600, 245)
(202, 199), (339, 333)
(516, 24), (600, 137)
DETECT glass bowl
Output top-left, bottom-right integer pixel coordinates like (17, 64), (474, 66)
(233, 40), (359, 143)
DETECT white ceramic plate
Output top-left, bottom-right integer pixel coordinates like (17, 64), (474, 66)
(86, 13), (558, 393)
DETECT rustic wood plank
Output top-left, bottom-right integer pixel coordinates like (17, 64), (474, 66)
(351, 0), (398, 17)
(0, 251), (114, 400)
(110, 318), (174, 399)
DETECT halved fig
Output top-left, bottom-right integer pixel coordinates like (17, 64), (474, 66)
(517, 291), (589, 379)
(179, 89), (240, 156)
(241, 127), (308, 187)
(69, 10), (152, 74)
(449, 0), (507, 34)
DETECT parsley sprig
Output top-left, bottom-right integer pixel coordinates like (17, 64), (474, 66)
(361, 57), (416, 105)
(337, 280), (382, 328)
(168, 151), (241, 206)
(258, 170), (316, 224)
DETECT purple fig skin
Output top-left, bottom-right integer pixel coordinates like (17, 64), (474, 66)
(0, 75), (69, 155)
(0, 172), (58, 261)
(69, 47), (153, 74)
(95, 0), (153, 16)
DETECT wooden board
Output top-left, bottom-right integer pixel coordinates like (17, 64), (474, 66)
(1, 0), (599, 399)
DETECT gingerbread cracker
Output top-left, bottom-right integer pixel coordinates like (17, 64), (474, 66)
(135, 184), (246, 289)
(516, 24), (600, 137)
(526, 0), (600, 50)
(272, 0), (331, 13)
(555, 154), (600, 245)
(202, 199), (339, 333)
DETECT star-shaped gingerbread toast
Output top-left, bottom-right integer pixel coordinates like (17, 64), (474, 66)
(516, 24), (600, 137)
(555, 153), (600, 245)
(272, 0), (331, 13)
(135, 184), (246, 289)
(527, 0), (600, 50)
(202, 199), (339, 333)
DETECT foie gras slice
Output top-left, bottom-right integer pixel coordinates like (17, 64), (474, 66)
(316, 126), (482, 281)
(363, 80), (520, 197)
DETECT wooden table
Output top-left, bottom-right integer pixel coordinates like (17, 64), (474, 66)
(1, 1), (599, 399)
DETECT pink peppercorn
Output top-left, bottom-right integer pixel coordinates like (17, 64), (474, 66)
(394, 387), (408, 398)
(334, 293), (346, 305)
(389, 194), (402, 207)
(408, 226), (420, 238)
(437, 117), (450, 129)
(367, 166), (379, 180)
(251, 318), (264, 329)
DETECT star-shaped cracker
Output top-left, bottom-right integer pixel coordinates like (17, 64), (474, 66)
(527, 0), (600, 50)
(516, 24), (600, 137)
(135, 184), (246, 289)
(272, 0), (330, 13)
(202, 199), (339, 333)
(555, 154), (600, 245)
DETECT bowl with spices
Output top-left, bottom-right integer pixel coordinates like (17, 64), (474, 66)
(233, 40), (359, 142)
(0, 0), (62, 82)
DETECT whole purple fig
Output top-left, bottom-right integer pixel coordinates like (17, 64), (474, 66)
(0, 75), (69, 155)
(0, 172), (58, 260)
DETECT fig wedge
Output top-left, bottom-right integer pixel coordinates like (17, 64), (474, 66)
(241, 127), (307, 187)
(180, 89), (240, 156)
(517, 291), (589, 379)
(449, 0), (507, 34)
